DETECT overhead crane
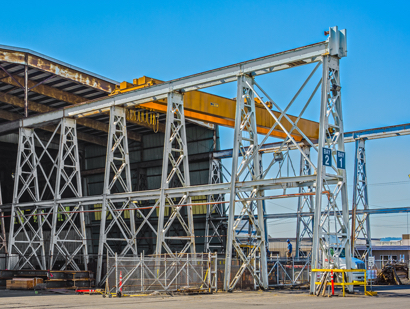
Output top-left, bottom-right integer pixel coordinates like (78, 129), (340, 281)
(111, 76), (320, 141)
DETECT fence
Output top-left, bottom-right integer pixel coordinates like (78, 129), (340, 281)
(267, 257), (311, 287)
(105, 253), (217, 295)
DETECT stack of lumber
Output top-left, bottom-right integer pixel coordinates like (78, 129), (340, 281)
(6, 278), (43, 290)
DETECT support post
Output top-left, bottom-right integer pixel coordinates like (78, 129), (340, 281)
(295, 146), (314, 258)
(24, 64), (28, 118)
(50, 118), (88, 270)
(310, 51), (352, 293)
(224, 74), (268, 291)
(0, 183), (7, 256)
(8, 127), (46, 269)
(204, 157), (225, 253)
(97, 106), (134, 283)
(156, 92), (195, 256)
(351, 138), (371, 259)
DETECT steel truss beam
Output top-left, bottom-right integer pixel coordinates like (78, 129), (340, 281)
(156, 92), (195, 256)
(351, 139), (371, 260)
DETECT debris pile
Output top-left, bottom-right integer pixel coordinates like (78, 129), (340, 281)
(376, 262), (409, 285)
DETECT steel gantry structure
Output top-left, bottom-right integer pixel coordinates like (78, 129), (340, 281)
(0, 26), (353, 293)
(207, 122), (410, 265)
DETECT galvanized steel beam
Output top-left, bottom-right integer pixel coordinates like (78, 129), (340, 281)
(0, 40), (330, 129)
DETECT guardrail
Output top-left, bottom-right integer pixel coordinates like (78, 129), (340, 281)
(311, 269), (375, 297)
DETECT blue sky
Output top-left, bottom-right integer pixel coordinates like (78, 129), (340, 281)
(1, 0), (410, 238)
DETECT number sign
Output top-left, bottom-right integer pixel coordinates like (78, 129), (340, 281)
(368, 256), (375, 268)
(322, 148), (332, 167)
(337, 151), (346, 169)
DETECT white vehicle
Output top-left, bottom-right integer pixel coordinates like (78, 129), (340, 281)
(336, 252), (365, 282)
(322, 235), (366, 283)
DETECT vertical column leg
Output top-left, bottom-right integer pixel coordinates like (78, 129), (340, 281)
(0, 184), (7, 257)
(295, 146), (313, 258)
(351, 139), (371, 260)
(8, 128), (43, 269)
(224, 74), (268, 291)
(204, 158), (225, 253)
(51, 118), (88, 270)
(97, 106), (134, 283)
(156, 92), (195, 256)
(310, 54), (352, 293)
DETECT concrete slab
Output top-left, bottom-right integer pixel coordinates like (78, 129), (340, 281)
(0, 286), (408, 309)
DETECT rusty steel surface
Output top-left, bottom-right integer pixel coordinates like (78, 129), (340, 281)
(27, 55), (115, 93)
(0, 45), (118, 93)
(0, 70), (85, 104)
(0, 50), (26, 65)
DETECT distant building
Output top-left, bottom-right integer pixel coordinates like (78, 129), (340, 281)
(356, 234), (410, 265)
(268, 234), (410, 263)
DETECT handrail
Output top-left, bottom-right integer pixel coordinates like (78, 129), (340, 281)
(311, 269), (367, 297)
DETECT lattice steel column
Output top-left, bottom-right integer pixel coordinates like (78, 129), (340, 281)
(351, 138), (371, 259)
(295, 146), (314, 258)
(8, 127), (46, 270)
(310, 34), (352, 293)
(156, 92), (195, 256)
(97, 106), (136, 283)
(204, 158), (226, 253)
(224, 74), (268, 291)
(50, 118), (88, 270)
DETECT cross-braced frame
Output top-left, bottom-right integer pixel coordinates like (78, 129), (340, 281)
(97, 106), (140, 283)
(156, 92), (195, 257)
(295, 146), (314, 258)
(8, 119), (88, 270)
(204, 158), (226, 253)
(351, 138), (371, 260)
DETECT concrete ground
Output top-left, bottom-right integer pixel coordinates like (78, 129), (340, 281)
(0, 286), (409, 308)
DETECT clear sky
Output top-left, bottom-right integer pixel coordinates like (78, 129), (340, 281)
(1, 0), (410, 238)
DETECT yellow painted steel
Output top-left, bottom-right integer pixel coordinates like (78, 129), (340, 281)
(111, 76), (320, 140)
(311, 269), (372, 297)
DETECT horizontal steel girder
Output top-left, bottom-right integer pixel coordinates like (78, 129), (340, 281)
(0, 174), (340, 209)
(0, 41), (329, 131)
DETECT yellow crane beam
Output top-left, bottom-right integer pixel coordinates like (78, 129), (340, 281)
(112, 77), (319, 141)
